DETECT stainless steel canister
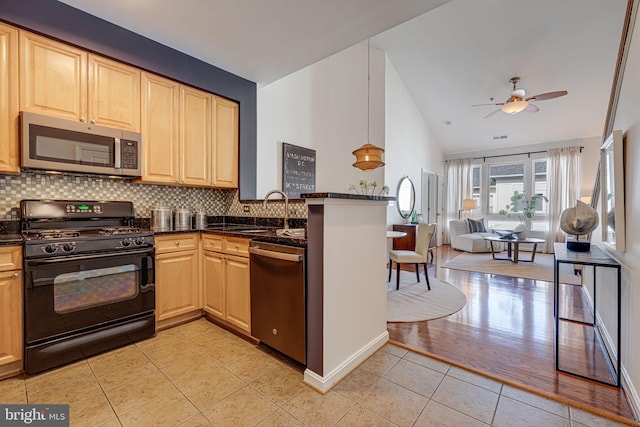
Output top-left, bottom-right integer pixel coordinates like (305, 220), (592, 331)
(174, 208), (192, 231)
(150, 206), (172, 231)
(194, 210), (207, 230)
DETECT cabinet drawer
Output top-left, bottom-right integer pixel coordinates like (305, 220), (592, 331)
(224, 237), (250, 257)
(155, 233), (199, 253)
(201, 234), (224, 252)
(0, 246), (21, 272)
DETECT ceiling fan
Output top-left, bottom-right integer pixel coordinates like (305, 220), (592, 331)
(473, 77), (568, 118)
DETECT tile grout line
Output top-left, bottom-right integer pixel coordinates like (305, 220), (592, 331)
(85, 358), (123, 426)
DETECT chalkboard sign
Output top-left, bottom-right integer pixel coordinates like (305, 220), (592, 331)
(282, 143), (316, 198)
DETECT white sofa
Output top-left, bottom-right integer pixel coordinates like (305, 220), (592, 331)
(449, 219), (501, 253)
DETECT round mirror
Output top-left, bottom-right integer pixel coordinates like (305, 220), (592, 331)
(397, 177), (415, 218)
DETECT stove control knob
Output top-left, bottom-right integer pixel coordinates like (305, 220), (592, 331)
(134, 238), (145, 246)
(121, 239), (132, 247)
(62, 243), (75, 252)
(44, 245), (57, 254)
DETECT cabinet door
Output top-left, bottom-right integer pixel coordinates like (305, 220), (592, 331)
(0, 270), (22, 366)
(88, 55), (140, 131)
(392, 224), (417, 251)
(225, 254), (251, 332)
(155, 233), (199, 254)
(19, 31), (87, 121)
(155, 249), (200, 321)
(140, 72), (180, 184)
(0, 23), (18, 174)
(202, 250), (225, 319)
(180, 86), (211, 186)
(212, 96), (239, 188)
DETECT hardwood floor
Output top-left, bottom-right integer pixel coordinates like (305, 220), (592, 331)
(387, 245), (637, 424)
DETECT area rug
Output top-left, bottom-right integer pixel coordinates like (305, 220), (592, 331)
(443, 252), (581, 285)
(387, 271), (466, 322)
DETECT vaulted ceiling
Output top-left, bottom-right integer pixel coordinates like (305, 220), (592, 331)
(58, 0), (628, 154)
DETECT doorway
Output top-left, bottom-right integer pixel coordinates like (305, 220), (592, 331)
(421, 169), (441, 243)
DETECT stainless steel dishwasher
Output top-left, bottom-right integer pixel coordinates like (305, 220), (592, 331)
(249, 241), (306, 364)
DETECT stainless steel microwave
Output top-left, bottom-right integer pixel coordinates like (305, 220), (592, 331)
(21, 111), (142, 177)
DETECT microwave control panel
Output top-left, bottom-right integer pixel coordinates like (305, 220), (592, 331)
(120, 140), (139, 169)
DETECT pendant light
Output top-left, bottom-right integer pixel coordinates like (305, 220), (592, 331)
(353, 40), (384, 171)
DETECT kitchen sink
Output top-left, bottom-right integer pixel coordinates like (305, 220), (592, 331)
(236, 229), (271, 233)
(276, 228), (306, 238)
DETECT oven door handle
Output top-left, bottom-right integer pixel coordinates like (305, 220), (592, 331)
(26, 248), (154, 266)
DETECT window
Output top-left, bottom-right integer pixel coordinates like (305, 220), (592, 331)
(531, 160), (548, 231)
(486, 162), (524, 230)
(473, 154), (548, 235)
(471, 165), (481, 215)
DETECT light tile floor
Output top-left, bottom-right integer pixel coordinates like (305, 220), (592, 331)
(0, 319), (632, 426)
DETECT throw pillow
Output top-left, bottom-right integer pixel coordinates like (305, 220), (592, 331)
(467, 218), (487, 233)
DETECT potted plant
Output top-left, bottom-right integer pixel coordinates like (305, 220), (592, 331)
(498, 191), (548, 236)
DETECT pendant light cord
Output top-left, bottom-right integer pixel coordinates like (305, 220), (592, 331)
(367, 39), (370, 144)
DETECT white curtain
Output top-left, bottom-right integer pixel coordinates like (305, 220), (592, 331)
(546, 147), (581, 253)
(443, 158), (473, 244)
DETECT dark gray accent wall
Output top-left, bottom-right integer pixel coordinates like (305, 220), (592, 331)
(0, 0), (257, 199)
(306, 204), (324, 376)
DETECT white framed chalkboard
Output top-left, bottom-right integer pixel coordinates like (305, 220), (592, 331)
(282, 143), (316, 198)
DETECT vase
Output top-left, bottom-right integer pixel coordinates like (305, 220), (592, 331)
(514, 223), (528, 239)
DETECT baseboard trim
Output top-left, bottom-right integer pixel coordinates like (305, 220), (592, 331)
(303, 330), (389, 394)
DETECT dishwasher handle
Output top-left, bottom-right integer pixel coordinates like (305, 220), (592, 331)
(249, 247), (303, 262)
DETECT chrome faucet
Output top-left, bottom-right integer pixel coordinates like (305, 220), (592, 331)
(263, 189), (289, 229)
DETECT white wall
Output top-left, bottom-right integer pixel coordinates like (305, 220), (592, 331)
(256, 43), (385, 197)
(384, 55), (444, 226)
(584, 9), (640, 417)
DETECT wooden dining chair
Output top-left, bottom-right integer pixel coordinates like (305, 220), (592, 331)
(388, 222), (436, 290)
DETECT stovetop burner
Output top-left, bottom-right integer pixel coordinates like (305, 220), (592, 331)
(99, 227), (141, 236)
(36, 230), (82, 240)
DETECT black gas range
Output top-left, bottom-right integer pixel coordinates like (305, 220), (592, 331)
(21, 200), (153, 259)
(21, 200), (155, 374)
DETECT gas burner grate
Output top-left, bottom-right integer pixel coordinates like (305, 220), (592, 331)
(37, 231), (81, 239)
(99, 227), (141, 236)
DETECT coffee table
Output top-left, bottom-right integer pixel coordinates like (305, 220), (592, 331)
(483, 235), (545, 264)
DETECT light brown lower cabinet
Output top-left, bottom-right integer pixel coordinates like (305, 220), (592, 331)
(202, 235), (251, 333)
(0, 246), (22, 378)
(154, 234), (201, 326)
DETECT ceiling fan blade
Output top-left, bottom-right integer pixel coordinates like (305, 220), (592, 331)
(472, 102), (503, 107)
(524, 103), (539, 113)
(526, 90), (568, 101)
(484, 109), (502, 119)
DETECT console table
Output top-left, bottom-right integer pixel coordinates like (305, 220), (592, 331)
(553, 243), (621, 387)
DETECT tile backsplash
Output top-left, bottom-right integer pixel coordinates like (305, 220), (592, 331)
(0, 173), (234, 219)
(0, 173), (309, 220)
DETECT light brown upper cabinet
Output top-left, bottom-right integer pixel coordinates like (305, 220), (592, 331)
(140, 71), (238, 188)
(181, 86), (212, 186)
(88, 55), (141, 131)
(19, 31), (140, 131)
(140, 72), (180, 184)
(0, 23), (19, 174)
(213, 96), (239, 188)
(141, 72), (212, 185)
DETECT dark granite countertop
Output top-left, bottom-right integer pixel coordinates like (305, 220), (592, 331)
(0, 234), (23, 246)
(152, 224), (307, 247)
(0, 222), (306, 247)
(301, 192), (396, 201)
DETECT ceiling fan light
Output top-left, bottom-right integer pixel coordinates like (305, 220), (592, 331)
(501, 100), (528, 114)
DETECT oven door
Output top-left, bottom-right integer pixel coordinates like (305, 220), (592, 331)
(24, 248), (155, 344)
